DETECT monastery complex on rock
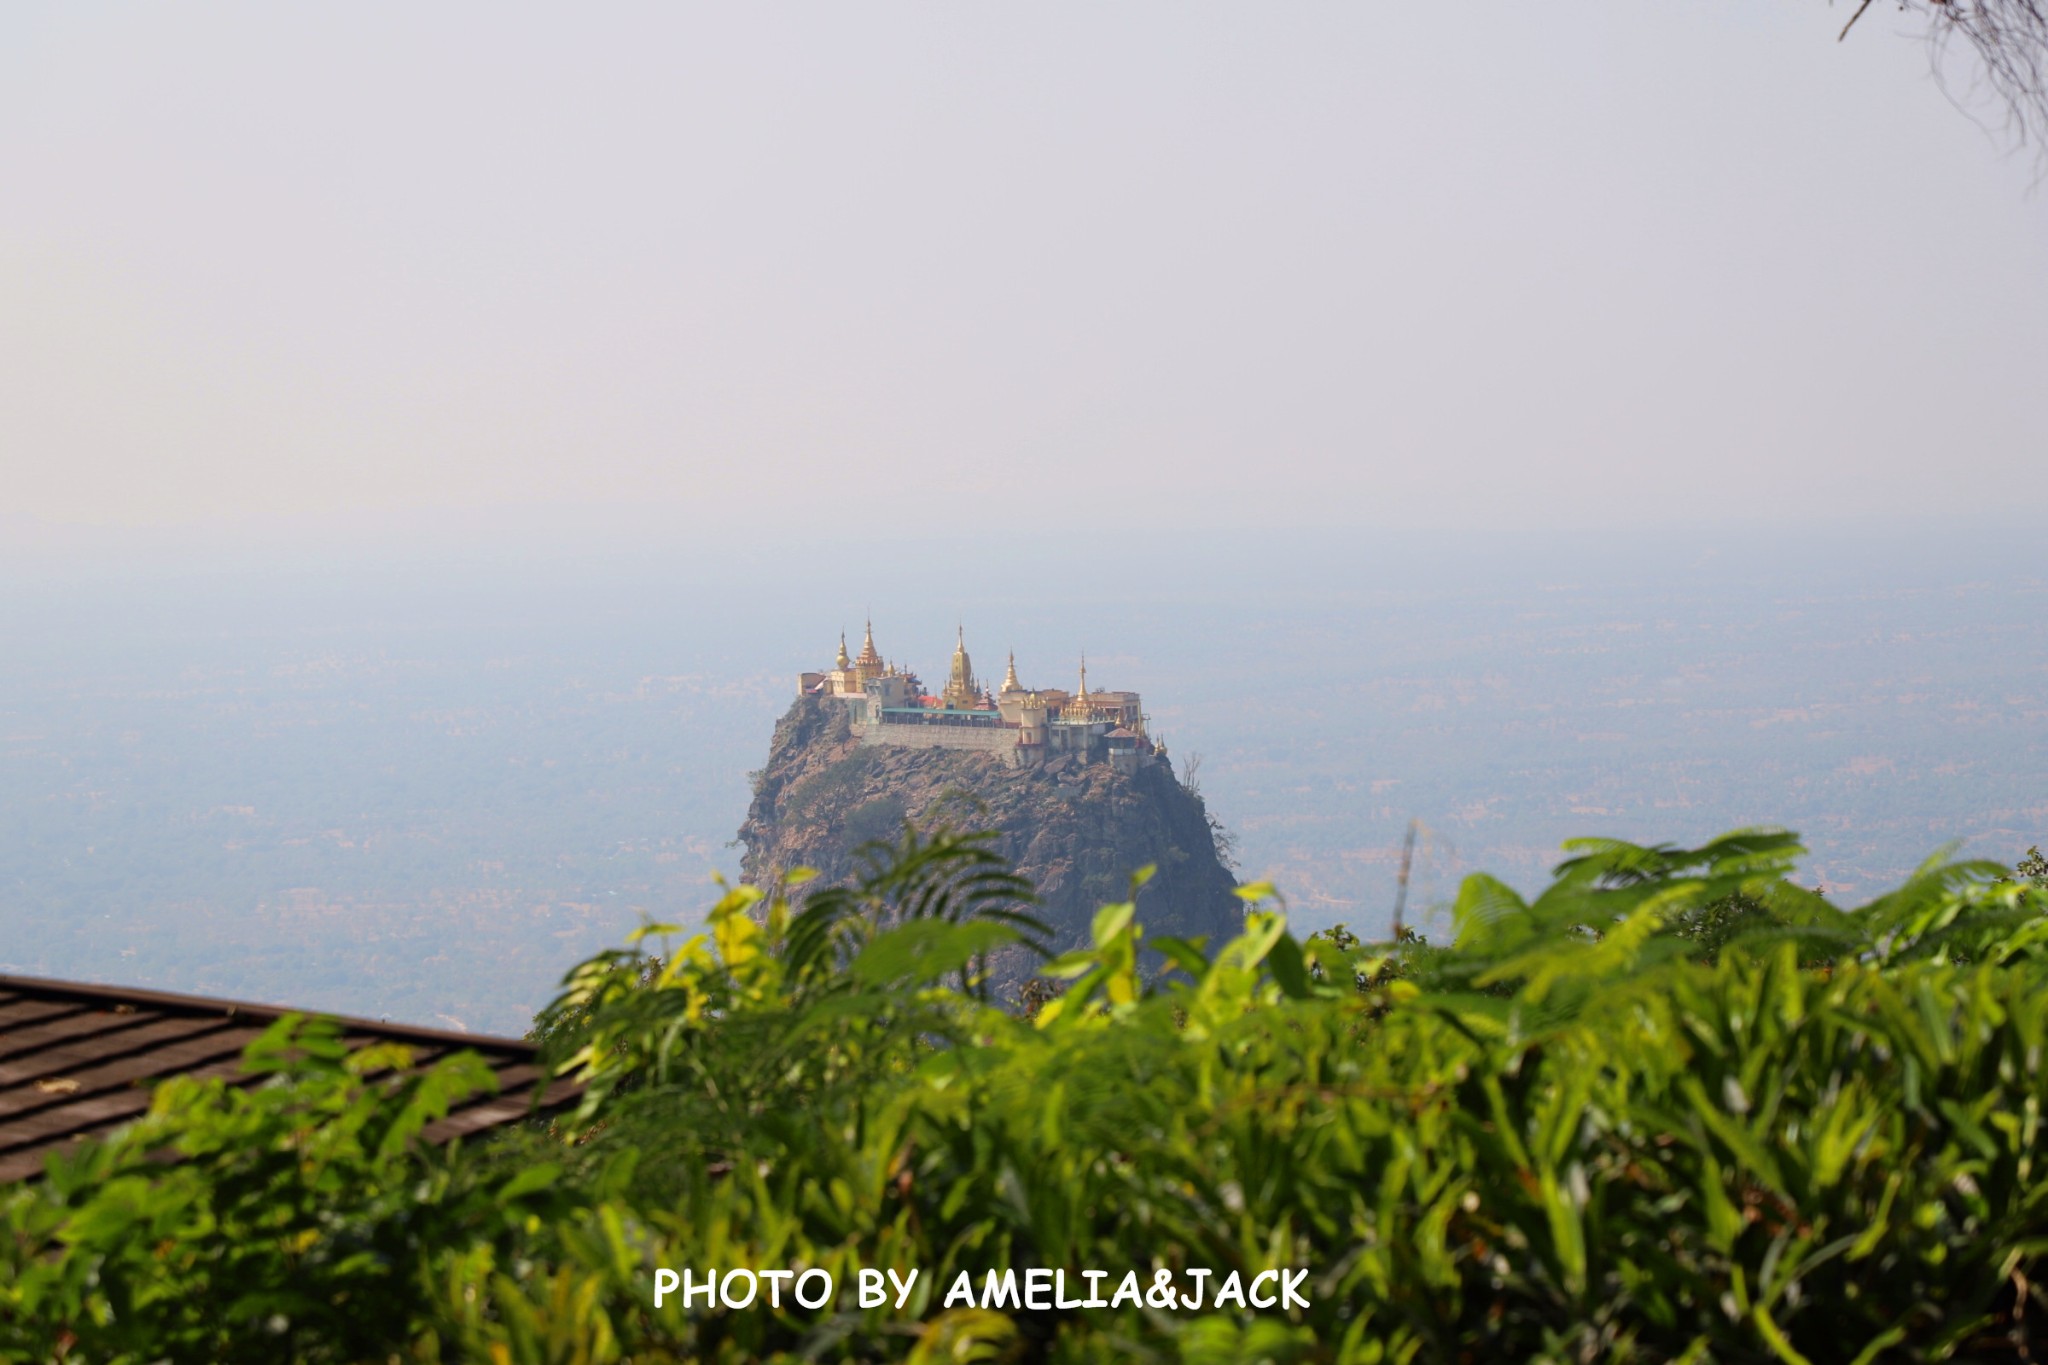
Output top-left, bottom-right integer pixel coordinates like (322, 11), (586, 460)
(798, 623), (1166, 774)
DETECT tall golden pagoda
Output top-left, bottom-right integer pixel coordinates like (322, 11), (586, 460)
(852, 618), (887, 684)
(940, 626), (982, 710)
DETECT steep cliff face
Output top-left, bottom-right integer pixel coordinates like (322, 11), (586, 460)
(738, 697), (1244, 979)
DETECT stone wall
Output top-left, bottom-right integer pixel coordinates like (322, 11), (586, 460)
(857, 721), (1020, 763)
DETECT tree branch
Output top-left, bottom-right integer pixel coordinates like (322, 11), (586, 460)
(1839, 0), (1878, 42)
(1840, 0), (2048, 150)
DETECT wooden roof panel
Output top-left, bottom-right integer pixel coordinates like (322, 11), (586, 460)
(0, 997), (94, 1028)
(0, 1016), (247, 1089)
(0, 973), (577, 1184)
(0, 1008), (173, 1064)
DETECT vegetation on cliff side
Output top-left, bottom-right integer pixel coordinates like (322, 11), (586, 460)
(6, 828), (2048, 1362)
(739, 695), (1242, 974)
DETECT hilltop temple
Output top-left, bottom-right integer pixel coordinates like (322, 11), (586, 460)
(797, 622), (1163, 773)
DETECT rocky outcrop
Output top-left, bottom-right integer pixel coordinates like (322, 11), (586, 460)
(737, 697), (1244, 987)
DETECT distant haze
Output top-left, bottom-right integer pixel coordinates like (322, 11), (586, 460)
(3, 9), (2045, 1031)
(2, 527), (2042, 1031)
(2, 3), (2045, 538)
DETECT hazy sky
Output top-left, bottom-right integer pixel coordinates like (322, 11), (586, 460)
(3, 3), (2044, 540)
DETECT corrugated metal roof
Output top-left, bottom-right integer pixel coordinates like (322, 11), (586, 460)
(0, 973), (574, 1183)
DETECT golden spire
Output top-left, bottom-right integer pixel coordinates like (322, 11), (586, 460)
(854, 617), (883, 670)
(1064, 652), (1092, 721)
(1001, 650), (1021, 694)
(835, 632), (851, 670)
(942, 625), (978, 709)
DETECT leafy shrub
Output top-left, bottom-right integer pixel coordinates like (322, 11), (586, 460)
(0, 1019), (564, 1363)
(6, 830), (2048, 1362)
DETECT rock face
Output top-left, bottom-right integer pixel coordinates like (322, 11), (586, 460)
(738, 696), (1244, 984)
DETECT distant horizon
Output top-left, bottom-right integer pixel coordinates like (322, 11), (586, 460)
(6, 505), (2040, 577)
(4, 519), (2040, 1030)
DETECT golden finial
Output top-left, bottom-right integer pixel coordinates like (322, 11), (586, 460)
(836, 632), (851, 670)
(1001, 650), (1021, 693)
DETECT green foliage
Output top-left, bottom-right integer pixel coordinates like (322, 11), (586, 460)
(0, 1017), (564, 1363)
(842, 795), (909, 850)
(7, 827), (2048, 1361)
(2010, 845), (2048, 889)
